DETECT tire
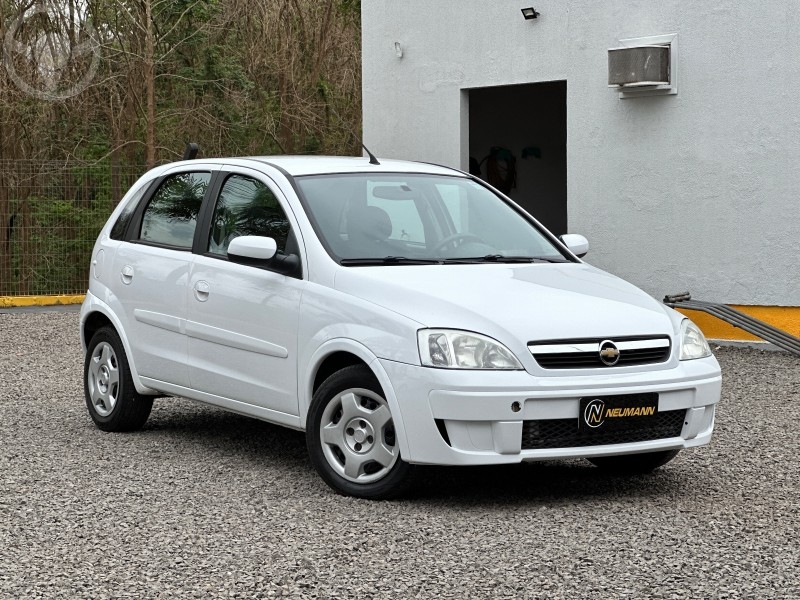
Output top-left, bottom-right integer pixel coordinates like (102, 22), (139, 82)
(306, 365), (414, 499)
(84, 326), (153, 432)
(587, 449), (680, 474)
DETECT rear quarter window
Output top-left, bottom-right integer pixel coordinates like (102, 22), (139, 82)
(110, 181), (151, 241)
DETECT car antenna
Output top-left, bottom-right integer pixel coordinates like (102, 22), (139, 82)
(362, 143), (380, 166)
(183, 143), (200, 160)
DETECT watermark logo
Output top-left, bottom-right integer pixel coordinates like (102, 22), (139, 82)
(3, 2), (101, 101)
(584, 399), (606, 428)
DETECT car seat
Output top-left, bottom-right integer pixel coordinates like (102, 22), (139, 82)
(345, 206), (392, 256)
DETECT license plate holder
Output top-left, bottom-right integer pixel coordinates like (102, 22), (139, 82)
(579, 392), (659, 433)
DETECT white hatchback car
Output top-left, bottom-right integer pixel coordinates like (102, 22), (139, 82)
(81, 156), (721, 498)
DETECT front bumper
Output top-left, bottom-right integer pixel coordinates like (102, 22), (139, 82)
(380, 356), (722, 466)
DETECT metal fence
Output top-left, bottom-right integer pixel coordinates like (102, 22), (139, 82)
(0, 161), (145, 296)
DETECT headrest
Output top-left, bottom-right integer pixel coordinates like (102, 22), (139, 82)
(346, 206), (392, 243)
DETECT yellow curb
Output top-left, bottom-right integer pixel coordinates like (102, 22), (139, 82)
(0, 295), (85, 308)
(676, 305), (800, 341)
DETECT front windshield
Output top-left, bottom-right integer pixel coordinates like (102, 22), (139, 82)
(295, 173), (570, 264)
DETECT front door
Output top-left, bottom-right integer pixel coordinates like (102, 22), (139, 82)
(187, 170), (304, 418)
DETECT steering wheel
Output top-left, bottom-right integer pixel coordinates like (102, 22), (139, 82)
(432, 233), (485, 254)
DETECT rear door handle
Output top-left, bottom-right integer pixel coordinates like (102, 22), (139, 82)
(121, 265), (134, 285)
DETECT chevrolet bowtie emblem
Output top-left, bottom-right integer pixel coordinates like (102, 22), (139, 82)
(598, 340), (621, 366)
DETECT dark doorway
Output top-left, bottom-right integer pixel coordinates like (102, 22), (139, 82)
(468, 81), (567, 235)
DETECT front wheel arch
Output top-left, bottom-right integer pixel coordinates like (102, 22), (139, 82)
(301, 340), (411, 459)
(312, 351), (366, 396)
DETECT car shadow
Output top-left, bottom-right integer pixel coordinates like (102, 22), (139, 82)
(410, 462), (691, 507)
(141, 400), (310, 471)
(140, 399), (694, 505)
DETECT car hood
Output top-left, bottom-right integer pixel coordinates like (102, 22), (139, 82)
(333, 263), (677, 345)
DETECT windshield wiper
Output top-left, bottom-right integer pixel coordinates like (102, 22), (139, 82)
(443, 255), (568, 264)
(524, 256), (570, 263)
(340, 256), (444, 266)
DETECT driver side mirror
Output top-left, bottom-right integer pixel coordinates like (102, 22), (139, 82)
(227, 235), (301, 278)
(559, 234), (589, 258)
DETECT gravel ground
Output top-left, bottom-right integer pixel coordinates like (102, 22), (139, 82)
(1, 311), (798, 599)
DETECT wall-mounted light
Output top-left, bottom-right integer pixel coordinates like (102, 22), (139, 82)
(394, 42), (403, 58)
(521, 7), (539, 20)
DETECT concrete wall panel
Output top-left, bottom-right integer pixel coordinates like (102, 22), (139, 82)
(363, 0), (799, 305)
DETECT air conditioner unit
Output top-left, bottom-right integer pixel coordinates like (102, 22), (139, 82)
(608, 45), (670, 87)
(608, 34), (677, 98)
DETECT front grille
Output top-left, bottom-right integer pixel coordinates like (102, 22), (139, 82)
(529, 336), (671, 369)
(521, 409), (686, 450)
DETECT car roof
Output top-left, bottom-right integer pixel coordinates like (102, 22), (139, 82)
(245, 156), (465, 177)
(159, 156), (467, 178)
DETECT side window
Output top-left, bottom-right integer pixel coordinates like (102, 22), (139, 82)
(208, 174), (291, 256)
(140, 172), (210, 248)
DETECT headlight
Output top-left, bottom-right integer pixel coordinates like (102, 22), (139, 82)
(418, 329), (523, 369)
(679, 319), (712, 360)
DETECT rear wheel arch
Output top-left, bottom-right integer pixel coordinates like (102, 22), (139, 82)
(81, 308), (156, 396)
(84, 325), (154, 431)
(82, 311), (114, 350)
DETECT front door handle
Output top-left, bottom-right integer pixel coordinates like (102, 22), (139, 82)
(193, 280), (210, 302)
(120, 265), (134, 285)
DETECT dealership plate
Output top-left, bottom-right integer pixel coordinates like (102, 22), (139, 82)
(579, 393), (659, 433)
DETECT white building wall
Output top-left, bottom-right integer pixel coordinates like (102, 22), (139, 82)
(362, 1), (800, 306)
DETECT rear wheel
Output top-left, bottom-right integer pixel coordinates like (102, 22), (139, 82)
(306, 365), (414, 499)
(84, 326), (153, 432)
(587, 449), (680, 473)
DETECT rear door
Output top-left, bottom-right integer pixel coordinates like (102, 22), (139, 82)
(112, 167), (215, 386)
(186, 167), (305, 419)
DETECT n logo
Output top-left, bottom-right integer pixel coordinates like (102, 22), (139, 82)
(584, 399), (606, 428)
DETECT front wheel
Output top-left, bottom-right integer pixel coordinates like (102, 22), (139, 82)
(306, 365), (414, 499)
(84, 326), (153, 432)
(587, 449), (680, 473)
